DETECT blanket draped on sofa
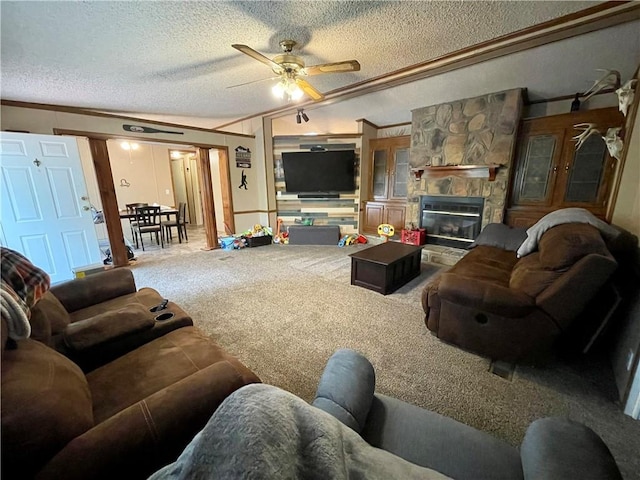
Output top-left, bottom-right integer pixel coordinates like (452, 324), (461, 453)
(150, 383), (452, 480)
(0, 247), (50, 339)
(517, 208), (620, 257)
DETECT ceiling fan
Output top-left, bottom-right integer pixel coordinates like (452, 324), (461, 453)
(231, 40), (360, 102)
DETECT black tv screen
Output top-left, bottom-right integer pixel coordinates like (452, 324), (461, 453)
(282, 150), (355, 193)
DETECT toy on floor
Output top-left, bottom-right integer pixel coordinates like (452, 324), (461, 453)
(377, 223), (394, 242)
(338, 234), (368, 247)
(273, 218), (284, 244)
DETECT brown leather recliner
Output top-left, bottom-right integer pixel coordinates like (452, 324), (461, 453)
(1, 269), (261, 480)
(422, 223), (618, 363)
(28, 268), (194, 372)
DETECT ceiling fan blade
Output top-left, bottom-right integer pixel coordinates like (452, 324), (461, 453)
(232, 44), (282, 72)
(295, 78), (324, 101)
(304, 60), (360, 76)
(226, 76), (279, 89)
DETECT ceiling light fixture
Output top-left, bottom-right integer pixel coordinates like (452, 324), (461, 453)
(296, 108), (309, 123)
(272, 76), (303, 102)
(120, 141), (139, 150)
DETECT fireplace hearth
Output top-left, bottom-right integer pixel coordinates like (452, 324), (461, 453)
(420, 196), (484, 248)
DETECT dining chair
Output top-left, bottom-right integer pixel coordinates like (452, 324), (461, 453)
(162, 202), (188, 243)
(134, 206), (163, 251)
(126, 202), (148, 248)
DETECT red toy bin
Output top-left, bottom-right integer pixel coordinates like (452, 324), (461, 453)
(401, 228), (426, 246)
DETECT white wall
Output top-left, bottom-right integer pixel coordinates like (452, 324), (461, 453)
(107, 141), (176, 209)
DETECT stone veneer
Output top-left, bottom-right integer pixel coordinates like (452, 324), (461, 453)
(407, 88), (523, 228)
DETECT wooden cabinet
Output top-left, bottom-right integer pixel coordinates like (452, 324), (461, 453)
(506, 107), (623, 228)
(363, 202), (406, 233)
(363, 136), (410, 234)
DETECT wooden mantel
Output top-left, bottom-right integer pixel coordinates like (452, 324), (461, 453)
(411, 164), (501, 181)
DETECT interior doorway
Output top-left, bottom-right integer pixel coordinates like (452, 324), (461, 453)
(169, 150), (201, 226)
(55, 127), (236, 264)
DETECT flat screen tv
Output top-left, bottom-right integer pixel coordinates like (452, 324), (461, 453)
(282, 150), (355, 193)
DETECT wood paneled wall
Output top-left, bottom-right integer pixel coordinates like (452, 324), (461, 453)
(273, 135), (362, 235)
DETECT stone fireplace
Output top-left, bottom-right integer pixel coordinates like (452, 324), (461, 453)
(407, 88), (523, 245)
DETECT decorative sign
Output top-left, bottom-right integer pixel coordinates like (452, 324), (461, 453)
(235, 146), (252, 168)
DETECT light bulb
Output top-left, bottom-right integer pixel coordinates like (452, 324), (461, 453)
(121, 141), (131, 150)
(290, 85), (304, 101)
(272, 81), (286, 99)
(130, 143), (139, 150)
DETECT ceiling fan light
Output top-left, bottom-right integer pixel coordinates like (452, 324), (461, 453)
(272, 82), (286, 98)
(290, 85), (304, 101)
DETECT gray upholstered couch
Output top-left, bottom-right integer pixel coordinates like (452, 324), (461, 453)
(312, 349), (622, 480)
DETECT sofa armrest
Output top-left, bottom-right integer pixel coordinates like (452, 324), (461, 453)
(520, 417), (622, 480)
(438, 273), (535, 317)
(35, 360), (258, 480)
(62, 304), (154, 352)
(50, 268), (137, 313)
(536, 254), (618, 329)
(312, 348), (375, 434)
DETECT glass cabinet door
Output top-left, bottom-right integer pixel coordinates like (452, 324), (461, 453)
(372, 149), (388, 198)
(563, 134), (608, 204)
(514, 134), (559, 205)
(391, 147), (409, 198)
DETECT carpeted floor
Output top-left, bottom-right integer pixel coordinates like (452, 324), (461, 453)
(129, 235), (640, 479)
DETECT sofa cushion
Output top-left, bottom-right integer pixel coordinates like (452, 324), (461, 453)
(87, 326), (260, 423)
(447, 246), (518, 288)
(362, 393), (523, 480)
(510, 253), (564, 298)
(538, 224), (609, 270)
(68, 287), (162, 323)
(1, 338), (94, 478)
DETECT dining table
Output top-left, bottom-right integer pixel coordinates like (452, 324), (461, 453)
(118, 206), (179, 221)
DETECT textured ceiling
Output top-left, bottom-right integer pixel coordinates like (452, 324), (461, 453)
(1, 0), (622, 131)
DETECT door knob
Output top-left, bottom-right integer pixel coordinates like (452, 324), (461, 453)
(83, 206), (90, 211)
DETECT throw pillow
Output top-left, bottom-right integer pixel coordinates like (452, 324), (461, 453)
(469, 223), (528, 252)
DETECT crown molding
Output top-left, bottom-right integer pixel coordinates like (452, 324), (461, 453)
(1, 99), (255, 139)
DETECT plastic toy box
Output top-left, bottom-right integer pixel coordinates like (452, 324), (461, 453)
(401, 228), (426, 246)
(245, 235), (272, 247)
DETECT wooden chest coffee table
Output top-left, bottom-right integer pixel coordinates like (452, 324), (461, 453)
(349, 242), (423, 295)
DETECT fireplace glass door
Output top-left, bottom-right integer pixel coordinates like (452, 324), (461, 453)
(420, 196), (484, 248)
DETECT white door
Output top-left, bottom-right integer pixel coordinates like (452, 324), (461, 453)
(0, 132), (102, 283)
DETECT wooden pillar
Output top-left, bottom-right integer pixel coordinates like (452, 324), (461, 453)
(196, 147), (219, 250)
(218, 148), (235, 235)
(88, 138), (128, 267)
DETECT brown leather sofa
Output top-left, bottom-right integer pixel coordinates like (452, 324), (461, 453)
(1, 269), (261, 480)
(422, 223), (619, 363)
